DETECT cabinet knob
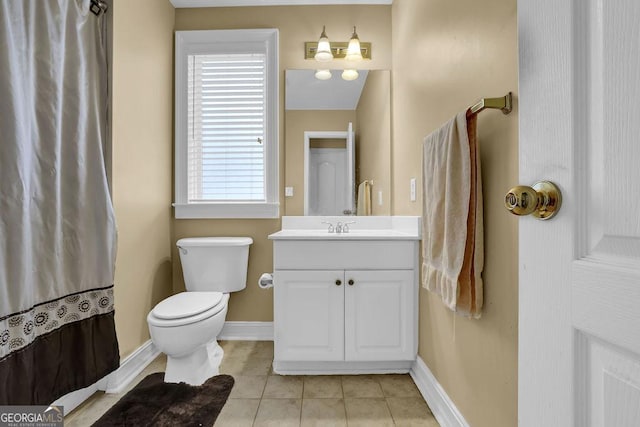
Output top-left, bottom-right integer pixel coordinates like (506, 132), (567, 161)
(335, 279), (342, 286)
(348, 279), (354, 286)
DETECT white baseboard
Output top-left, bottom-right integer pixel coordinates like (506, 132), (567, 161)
(218, 321), (274, 341)
(410, 356), (470, 427)
(102, 339), (160, 394)
(56, 340), (159, 414)
(54, 383), (100, 416)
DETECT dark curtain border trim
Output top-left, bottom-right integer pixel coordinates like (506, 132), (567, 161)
(0, 311), (119, 405)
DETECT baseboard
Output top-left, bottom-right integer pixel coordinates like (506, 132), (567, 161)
(53, 383), (100, 416)
(410, 356), (470, 427)
(102, 339), (160, 394)
(56, 340), (159, 414)
(218, 321), (274, 341)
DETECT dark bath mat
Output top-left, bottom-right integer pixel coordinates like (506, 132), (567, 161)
(92, 372), (234, 427)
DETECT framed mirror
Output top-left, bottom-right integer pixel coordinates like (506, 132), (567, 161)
(284, 69), (391, 216)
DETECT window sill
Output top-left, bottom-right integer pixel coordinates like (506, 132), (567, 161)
(173, 202), (280, 219)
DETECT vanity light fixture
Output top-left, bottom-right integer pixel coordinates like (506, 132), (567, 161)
(314, 26), (333, 62)
(305, 27), (372, 61)
(341, 69), (359, 81)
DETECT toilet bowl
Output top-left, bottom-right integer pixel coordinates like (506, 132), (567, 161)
(146, 237), (252, 385)
(147, 292), (229, 385)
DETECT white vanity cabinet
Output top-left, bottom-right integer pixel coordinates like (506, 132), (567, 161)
(274, 269), (415, 364)
(269, 216), (421, 375)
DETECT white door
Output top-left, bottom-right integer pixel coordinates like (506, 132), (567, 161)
(303, 123), (355, 216)
(519, 1), (640, 426)
(308, 148), (347, 216)
(273, 270), (344, 362)
(344, 270), (415, 361)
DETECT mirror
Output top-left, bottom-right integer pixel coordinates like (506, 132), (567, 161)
(284, 69), (391, 216)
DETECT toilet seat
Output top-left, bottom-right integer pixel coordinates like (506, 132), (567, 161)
(148, 292), (227, 328)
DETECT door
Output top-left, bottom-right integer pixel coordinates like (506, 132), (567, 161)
(519, 1), (640, 426)
(308, 148), (347, 216)
(273, 270), (344, 361)
(344, 270), (416, 361)
(303, 122), (355, 215)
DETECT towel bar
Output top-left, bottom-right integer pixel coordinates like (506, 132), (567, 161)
(468, 92), (512, 115)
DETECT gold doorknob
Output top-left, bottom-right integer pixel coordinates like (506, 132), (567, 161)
(504, 181), (562, 220)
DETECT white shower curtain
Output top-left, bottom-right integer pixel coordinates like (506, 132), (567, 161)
(0, 0), (119, 404)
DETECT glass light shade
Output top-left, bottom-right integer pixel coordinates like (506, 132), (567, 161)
(314, 26), (333, 62)
(341, 69), (359, 81)
(345, 27), (363, 62)
(315, 69), (332, 80)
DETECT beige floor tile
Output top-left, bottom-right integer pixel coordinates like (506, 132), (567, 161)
(344, 398), (394, 427)
(263, 375), (303, 398)
(219, 355), (273, 376)
(253, 398), (302, 427)
(229, 375), (268, 399)
(220, 340), (274, 360)
(301, 398), (347, 427)
(213, 398), (260, 427)
(303, 375), (343, 398)
(342, 375), (384, 398)
(387, 397), (439, 426)
(378, 374), (421, 397)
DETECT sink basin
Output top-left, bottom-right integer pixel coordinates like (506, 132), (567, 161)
(268, 216), (421, 241)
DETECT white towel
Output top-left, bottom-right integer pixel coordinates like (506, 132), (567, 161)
(356, 180), (372, 216)
(422, 112), (484, 318)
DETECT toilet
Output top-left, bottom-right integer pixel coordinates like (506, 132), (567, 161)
(147, 237), (253, 385)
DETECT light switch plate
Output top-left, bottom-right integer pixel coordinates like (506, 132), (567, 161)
(410, 178), (416, 201)
(285, 186), (294, 197)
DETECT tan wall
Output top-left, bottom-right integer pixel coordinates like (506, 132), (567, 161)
(356, 70), (391, 215)
(285, 110), (357, 216)
(391, 1), (518, 426)
(111, 0), (175, 358)
(174, 5), (391, 321)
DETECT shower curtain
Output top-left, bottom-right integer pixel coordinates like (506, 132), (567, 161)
(0, 0), (119, 404)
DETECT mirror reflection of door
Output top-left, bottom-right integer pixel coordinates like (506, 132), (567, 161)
(304, 123), (355, 216)
(309, 147), (347, 215)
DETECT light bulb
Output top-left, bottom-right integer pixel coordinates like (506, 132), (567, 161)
(341, 69), (359, 81)
(314, 26), (333, 62)
(315, 69), (332, 80)
(345, 26), (363, 62)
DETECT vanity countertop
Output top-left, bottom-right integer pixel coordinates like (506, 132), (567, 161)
(268, 216), (421, 241)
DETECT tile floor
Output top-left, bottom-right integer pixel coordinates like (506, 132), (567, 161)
(65, 341), (440, 426)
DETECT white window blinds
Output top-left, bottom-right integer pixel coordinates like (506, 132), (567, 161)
(187, 53), (266, 202)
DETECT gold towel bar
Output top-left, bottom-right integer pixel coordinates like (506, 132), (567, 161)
(468, 92), (513, 115)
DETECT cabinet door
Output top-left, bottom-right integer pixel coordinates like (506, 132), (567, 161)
(274, 270), (344, 361)
(344, 270), (416, 361)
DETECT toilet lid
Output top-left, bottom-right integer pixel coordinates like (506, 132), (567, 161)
(152, 292), (224, 320)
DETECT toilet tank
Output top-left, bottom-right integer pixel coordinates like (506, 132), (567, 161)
(176, 237), (253, 293)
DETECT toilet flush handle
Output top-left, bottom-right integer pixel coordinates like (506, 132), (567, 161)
(177, 246), (188, 255)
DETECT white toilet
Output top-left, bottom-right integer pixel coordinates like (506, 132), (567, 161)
(147, 237), (252, 385)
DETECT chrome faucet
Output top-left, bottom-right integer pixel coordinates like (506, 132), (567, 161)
(321, 221), (335, 233)
(335, 222), (344, 233)
(343, 221), (356, 233)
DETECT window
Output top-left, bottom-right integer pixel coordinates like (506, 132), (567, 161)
(174, 29), (279, 218)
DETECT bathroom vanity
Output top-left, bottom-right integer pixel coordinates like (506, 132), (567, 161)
(268, 216), (421, 374)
